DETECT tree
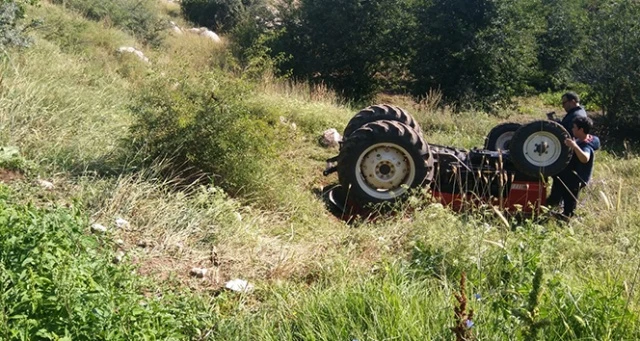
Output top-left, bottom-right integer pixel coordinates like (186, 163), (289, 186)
(181, 0), (259, 32)
(409, 0), (544, 110)
(269, 0), (415, 102)
(576, 0), (640, 134)
(531, 0), (588, 91)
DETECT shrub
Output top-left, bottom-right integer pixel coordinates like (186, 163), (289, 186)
(0, 187), (217, 339)
(410, 0), (544, 111)
(49, 0), (166, 45)
(0, 0), (39, 50)
(128, 72), (291, 197)
(181, 0), (262, 33)
(576, 1), (640, 138)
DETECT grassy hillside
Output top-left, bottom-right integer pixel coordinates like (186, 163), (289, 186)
(1, 1), (640, 339)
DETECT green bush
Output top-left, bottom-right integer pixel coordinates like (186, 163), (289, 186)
(577, 1), (640, 138)
(410, 0), (544, 110)
(0, 146), (35, 174)
(0, 0), (39, 50)
(50, 0), (166, 45)
(0, 186), (217, 339)
(181, 0), (262, 33)
(128, 72), (291, 197)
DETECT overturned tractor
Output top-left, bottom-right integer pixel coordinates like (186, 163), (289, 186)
(323, 104), (572, 217)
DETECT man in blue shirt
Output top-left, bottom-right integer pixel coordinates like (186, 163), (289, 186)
(546, 116), (601, 219)
(547, 91), (588, 137)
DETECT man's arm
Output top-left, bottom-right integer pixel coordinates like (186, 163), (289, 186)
(565, 139), (591, 163)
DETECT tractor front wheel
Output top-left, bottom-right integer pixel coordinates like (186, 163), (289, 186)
(509, 120), (572, 177)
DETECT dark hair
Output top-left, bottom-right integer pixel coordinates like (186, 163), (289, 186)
(562, 91), (580, 103)
(573, 116), (593, 134)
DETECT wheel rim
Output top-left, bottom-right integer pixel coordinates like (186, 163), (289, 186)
(522, 131), (562, 167)
(355, 142), (416, 200)
(495, 132), (515, 150)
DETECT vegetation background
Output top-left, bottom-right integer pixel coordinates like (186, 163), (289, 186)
(1, 0), (640, 339)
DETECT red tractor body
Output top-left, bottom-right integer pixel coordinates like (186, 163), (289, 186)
(323, 104), (571, 221)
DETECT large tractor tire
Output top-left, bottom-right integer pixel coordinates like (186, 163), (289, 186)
(509, 120), (572, 178)
(485, 122), (522, 151)
(337, 120), (433, 205)
(343, 104), (422, 139)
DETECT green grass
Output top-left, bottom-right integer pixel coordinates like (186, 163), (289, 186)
(1, 1), (640, 340)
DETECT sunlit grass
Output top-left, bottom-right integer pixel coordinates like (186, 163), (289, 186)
(1, 1), (639, 339)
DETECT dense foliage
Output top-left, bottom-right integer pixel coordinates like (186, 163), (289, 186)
(202, 0), (637, 134)
(0, 0), (39, 49)
(577, 1), (640, 134)
(410, 0), (544, 109)
(49, 0), (165, 45)
(0, 186), (216, 339)
(128, 72), (293, 196)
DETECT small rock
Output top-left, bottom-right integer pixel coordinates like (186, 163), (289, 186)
(224, 278), (254, 293)
(117, 46), (150, 63)
(200, 30), (221, 43)
(186, 27), (221, 43)
(169, 21), (182, 34)
(38, 179), (55, 190)
(234, 212), (242, 222)
(115, 218), (130, 229)
(319, 128), (341, 148)
(113, 251), (125, 264)
(91, 223), (107, 234)
(190, 267), (208, 278)
(187, 27), (205, 34)
(137, 240), (150, 248)
(115, 239), (125, 246)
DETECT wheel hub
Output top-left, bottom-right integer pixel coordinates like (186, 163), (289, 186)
(356, 143), (416, 200)
(534, 141), (549, 155)
(523, 132), (561, 167)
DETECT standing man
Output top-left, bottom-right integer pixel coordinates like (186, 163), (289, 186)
(547, 91), (588, 136)
(546, 116), (601, 219)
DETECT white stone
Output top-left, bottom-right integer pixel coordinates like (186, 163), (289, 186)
(115, 218), (130, 229)
(190, 267), (208, 278)
(319, 128), (342, 148)
(225, 278), (254, 293)
(187, 27), (205, 34)
(169, 21), (182, 34)
(200, 30), (221, 43)
(38, 179), (54, 190)
(186, 27), (221, 43)
(113, 251), (125, 264)
(117, 46), (149, 63)
(91, 223), (107, 234)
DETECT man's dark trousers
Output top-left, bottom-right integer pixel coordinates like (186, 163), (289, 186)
(547, 173), (584, 217)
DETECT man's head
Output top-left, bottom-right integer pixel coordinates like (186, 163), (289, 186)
(561, 91), (580, 112)
(572, 116), (593, 138)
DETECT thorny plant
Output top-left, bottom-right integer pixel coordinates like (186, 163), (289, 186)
(512, 267), (550, 341)
(451, 272), (475, 341)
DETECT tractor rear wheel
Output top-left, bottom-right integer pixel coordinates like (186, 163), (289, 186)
(337, 120), (433, 205)
(485, 122), (522, 151)
(509, 120), (572, 177)
(343, 104), (422, 139)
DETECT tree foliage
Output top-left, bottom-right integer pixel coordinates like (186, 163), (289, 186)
(410, 0), (544, 109)
(181, 0), (261, 33)
(269, 0), (415, 102)
(576, 0), (640, 131)
(0, 0), (39, 50)
(531, 0), (588, 90)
